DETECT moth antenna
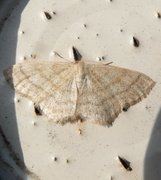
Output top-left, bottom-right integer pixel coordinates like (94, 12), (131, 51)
(103, 61), (113, 65)
(53, 51), (72, 63)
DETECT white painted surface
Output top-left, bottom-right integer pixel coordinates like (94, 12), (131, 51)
(0, 0), (161, 180)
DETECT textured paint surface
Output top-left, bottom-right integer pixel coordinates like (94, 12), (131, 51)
(0, 0), (160, 180)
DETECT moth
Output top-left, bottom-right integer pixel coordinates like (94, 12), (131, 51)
(4, 52), (155, 126)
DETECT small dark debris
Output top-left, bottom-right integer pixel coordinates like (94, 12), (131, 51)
(54, 157), (57, 161)
(122, 103), (130, 112)
(120, 29), (123, 32)
(44, 12), (52, 20)
(34, 104), (43, 116)
(145, 106), (151, 110)
(132, 36), (140, 47)
(83, 24), (87, 28)
(96, 33), (99, 36)
(72, 46), (82, 61)
(101, 56), (105, 60)
(156, 12), (161, 18)
(98, 57), (102, 61)
(118, 156), (132, 171)
(52, 11), (56, 15)
(30, 54), (36, 59)
(23, 56), (27, 60)
(20, 31), (25, 34)
(66, 159), (69, 163)
(78, 129), (82, 135)
(122, 107), (128, 112)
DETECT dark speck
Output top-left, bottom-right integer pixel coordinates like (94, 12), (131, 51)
(72, 46), (82, 61)
(122, 103), (130, 112)
(34, 104), (43, 116)
(156, 12), (161, 18)
(118, 156), (132, 171)
(101, 56), (105, 60)
(132, 36), (140, 47)
(54, 157), (57, 161)
(44, 12), (52, 20)
(17, 99), (20, 103)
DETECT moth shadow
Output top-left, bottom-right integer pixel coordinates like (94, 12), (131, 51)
(144, 108), (161, 180)
(0, 0), (29, 179)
